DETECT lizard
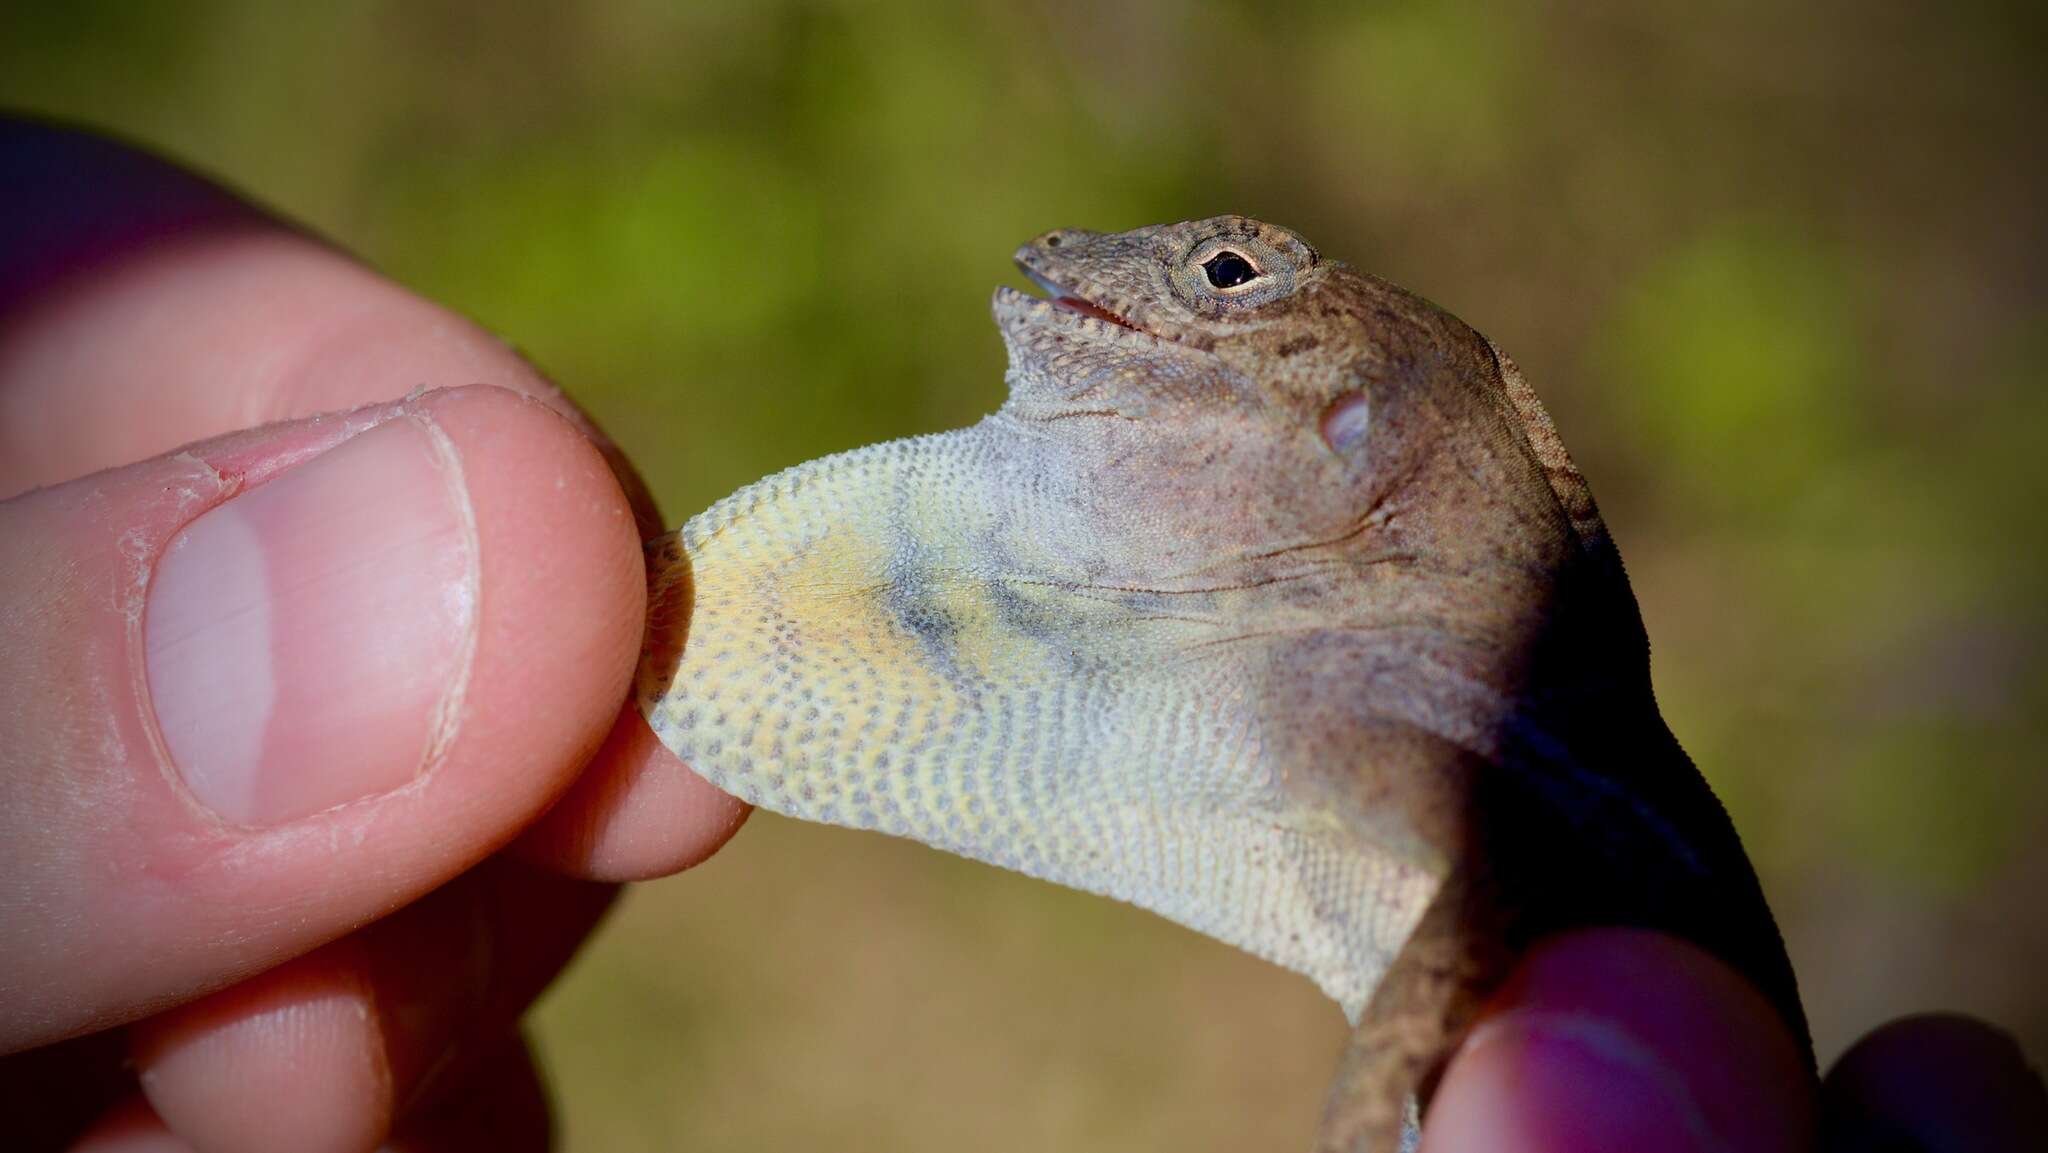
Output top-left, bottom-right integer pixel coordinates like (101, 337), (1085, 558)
(635, 215), (1813, 1151)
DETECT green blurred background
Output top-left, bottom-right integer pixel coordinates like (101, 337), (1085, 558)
(7, 1), (2044, 1147)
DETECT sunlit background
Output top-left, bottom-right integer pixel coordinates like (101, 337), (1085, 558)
(7, 2), (2044, 1148)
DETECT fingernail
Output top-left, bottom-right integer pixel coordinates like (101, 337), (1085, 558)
(146, 415), (477, 826)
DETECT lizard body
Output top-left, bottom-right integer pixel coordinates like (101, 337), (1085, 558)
(638, 217), (1811, 1150)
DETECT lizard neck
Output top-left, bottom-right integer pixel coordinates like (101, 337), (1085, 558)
(1293, 540), (1814, 1065)
(1474, 559), (1817, 1067)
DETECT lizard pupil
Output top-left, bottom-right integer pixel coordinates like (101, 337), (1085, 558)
(1202, 251), (1258, 289)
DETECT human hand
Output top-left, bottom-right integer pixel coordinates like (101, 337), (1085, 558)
(0, 119), (748, 1152)
(1420, 929), (2048, 1151)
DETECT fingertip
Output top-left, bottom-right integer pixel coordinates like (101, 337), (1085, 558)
(147, 381), (645, 829)
(162, 380), (648, 888)
(421, 382), (647, 709)
(1820, 1013), (2048, 1152)
(132, 945), (392, 1153)
(515, 702), (751, 881)
(128, 859), (611, 1153)
(1, 384), (647, 1048)
(1421, 929), (1814, 1153)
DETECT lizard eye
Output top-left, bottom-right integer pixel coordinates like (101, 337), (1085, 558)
(1202, 251), (1260, 289)
(1170, 235), (1295, 312)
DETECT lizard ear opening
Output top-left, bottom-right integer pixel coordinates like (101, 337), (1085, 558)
(1320, 391), (1372, 455)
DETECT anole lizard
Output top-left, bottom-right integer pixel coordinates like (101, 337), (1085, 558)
(637, 216), (1812, 1150)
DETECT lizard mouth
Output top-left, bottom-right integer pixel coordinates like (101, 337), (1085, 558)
(1014, 266), (1149, 336)
(1052, 295), (1141, 330)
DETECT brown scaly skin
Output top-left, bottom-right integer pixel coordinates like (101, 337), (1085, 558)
(1008, 217), (1809, 1146)
(642, 216), (1812, 1150)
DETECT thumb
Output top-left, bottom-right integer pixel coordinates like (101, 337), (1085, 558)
(0, 384), (643, 1053)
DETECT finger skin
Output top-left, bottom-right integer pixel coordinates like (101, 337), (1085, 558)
(136, 946), (388, 1153)
(1820, 1013), (2048, 1152)
(0, 385), (643, 1052)
(515, 699), (751, 880)
(0, 119), (650, 536)
(129, 859), (608, 1153)
(2, 123), (734, 884)
(0, 117), (258, 327)
(91, 1042), (557, 1153)
(515, 529), (750, 880)
(1421, 928), (1815, 1153)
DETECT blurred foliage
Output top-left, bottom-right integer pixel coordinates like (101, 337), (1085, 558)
(6, 1), (2044, 1149)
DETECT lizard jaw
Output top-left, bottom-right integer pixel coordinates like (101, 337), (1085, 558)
(992, 285), (1173, 349)
(1018, 268), (1147, 333)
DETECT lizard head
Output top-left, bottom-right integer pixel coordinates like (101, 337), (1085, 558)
(992, 215), (1606, 617)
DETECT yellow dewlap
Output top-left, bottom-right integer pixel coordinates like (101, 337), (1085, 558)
(638, 428), (1438, 1020)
